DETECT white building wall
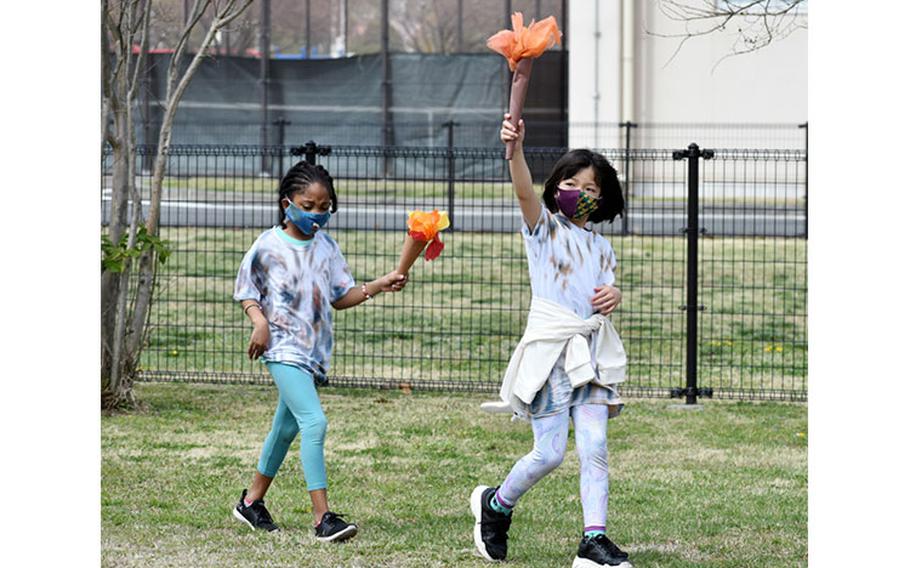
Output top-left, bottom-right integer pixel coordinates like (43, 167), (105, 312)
(568, 0), (623, 148)
(568, 0), (807, 149)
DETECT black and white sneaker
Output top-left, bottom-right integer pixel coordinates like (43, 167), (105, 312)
(314, 511), (358, 543)
(470, 485), (512, 561)
(572, 534), (632, 568)
(233, 489), (279, 532)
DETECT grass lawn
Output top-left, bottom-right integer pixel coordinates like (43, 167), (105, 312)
(101, 383), (807, 567)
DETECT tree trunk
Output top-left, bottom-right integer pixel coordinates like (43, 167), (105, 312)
(101, 119), (139, 410)
(101, 116), (129, 390)
(101, 34), (141, 410)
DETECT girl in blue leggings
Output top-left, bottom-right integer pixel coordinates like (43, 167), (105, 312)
(232, 160), (407, 542)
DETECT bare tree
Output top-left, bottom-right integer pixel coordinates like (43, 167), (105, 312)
(388, 0), (457, 53)
(101, 0), (253, 410)
(388, 0), (512, 54)
(278, 0), (525, 56)
(217, 9), (258, 55)
(651, 0), (807, 69)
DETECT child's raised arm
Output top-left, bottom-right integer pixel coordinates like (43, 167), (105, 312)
(501, 113), (542, 229)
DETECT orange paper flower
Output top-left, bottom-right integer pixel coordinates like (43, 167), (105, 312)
(407, 209), (450, 241)
(407, 209), (450, 261)
(486, 12), (562, 71)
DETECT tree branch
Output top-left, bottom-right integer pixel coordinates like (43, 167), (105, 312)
(169, 0), (210, 95)
(101, 0), (114, 146)
(128, 0), (152, 103)
(149, 0), (253, 235)
(648, 0), (807, 68)
(104, 2), (127, 111)
(130, 0), (254, 360)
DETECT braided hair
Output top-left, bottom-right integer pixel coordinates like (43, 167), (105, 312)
(277, 160), (339, 228)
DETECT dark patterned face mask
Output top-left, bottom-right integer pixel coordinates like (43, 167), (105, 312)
(555, 186), (599, 219)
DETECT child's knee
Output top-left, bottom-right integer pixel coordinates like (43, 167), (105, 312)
(299, 412), (328, 441)
(532, 445), (566, 472)
(577, 434), (608, 466)
(275, 419), (300, 444)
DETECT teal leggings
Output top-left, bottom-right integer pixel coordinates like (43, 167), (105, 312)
(257, 362), (328, 491)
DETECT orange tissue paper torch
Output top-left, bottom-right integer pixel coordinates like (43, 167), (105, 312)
(397, 209), (450, 275)
(487, 12), (562, 160)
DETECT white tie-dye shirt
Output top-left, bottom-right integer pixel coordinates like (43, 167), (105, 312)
(234, 227), (356, 384)
(522, 207), (617, 319)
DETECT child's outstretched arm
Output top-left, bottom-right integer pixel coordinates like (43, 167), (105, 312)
(501, 113), (542, 229)
(331, 271), (408, 310)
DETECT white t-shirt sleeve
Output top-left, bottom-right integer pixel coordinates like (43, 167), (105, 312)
(599, 238), (618, 286)
(521, 204), (550, 241)
(329, 243), (356, 303)
(233, 238), (263, 303)
(521, 205), (553, 268)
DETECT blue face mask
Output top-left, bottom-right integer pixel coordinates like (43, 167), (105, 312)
(284, 200), (331, 235)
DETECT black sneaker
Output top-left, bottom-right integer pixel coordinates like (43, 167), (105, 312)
(470, 485), (512, 561)
(233, 489), (279, 532)
(314, 511), (358, 543)
(572, 534), (632, 568)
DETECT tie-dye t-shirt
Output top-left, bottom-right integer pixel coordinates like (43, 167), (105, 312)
(517, 206), (623, 419)
(234, 227), (356, 384)
(522, 206), (617, 319)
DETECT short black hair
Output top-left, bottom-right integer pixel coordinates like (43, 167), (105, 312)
(542, 149), (625, 224)
(277, 161), (338, 228)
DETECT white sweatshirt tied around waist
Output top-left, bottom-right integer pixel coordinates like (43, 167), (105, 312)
(500, 296), (627, 411)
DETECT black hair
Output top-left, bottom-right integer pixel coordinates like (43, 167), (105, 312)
(277, 160), (338, 228)
(542, 149), (625, 224)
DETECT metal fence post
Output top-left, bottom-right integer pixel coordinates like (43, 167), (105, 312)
(443, 120), (458, 231)
(292, 140), (331, 166)
(672, 143), (714, 405)
(381, 0), (393, 176)
(259, 0), (271, 176)
(620, 121), (637, 235)
(273, 117), (290, 177)
(142, 48), (152, 173)
(799, 122), (808, 238)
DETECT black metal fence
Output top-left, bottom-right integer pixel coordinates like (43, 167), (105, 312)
(102, 142), (807, 401)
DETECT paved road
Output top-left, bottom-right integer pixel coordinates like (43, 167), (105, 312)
(101, 197), (806, 237)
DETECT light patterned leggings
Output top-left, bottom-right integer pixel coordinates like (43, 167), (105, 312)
(497, 404), (609, 529)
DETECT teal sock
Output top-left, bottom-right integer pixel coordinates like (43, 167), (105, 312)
(489, 494), (512, 516)
(584, 529), (606, 539)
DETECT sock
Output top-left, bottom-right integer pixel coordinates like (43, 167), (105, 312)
(489, 490), (513, 516)
(584, 526), (606, 539)
(243, 497), (255, 507)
